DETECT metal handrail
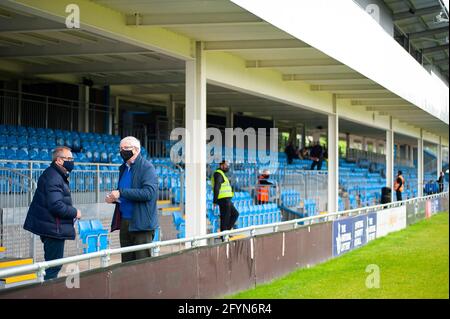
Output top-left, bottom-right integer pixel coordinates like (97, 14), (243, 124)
(0, 191), (447, 281)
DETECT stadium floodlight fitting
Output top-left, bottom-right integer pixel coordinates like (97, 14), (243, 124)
(435, 11), (449, 23)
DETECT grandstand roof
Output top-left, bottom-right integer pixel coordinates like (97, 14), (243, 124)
(384, 0), (449, 79)
(0, 0), (448, 141)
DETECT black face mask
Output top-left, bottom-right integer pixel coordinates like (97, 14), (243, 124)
(221, 166), (229, 173)
(120, 150), (134, 162)
(62, 160), (74, 173)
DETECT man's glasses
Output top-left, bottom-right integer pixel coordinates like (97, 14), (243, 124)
(59, 156), (74, 161)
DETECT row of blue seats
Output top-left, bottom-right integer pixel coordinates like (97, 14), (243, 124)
(158, 174), (181, 190)
(303, 199), (318, 216)
(0, 161), (119, 171)
(0, 125), (120, 142)
(0, 178), (30, 193)
(281, 189), (301, 207)
(77, 220), (109, 254)
(0, 146), (150, 163)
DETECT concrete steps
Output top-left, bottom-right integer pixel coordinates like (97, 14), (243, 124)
(0, 248), (38, 289)
(157, 200), (181, 215)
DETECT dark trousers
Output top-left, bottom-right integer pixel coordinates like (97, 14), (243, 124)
(218, 198), (239, 231)
(439, 184), (444, 193)
(40, 236), (65, 280)
(119, 219), (154, 263)
(396, 191), (402, 201)
(311, 159), (323, 170)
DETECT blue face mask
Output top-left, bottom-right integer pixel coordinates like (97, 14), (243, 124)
(63, 160), (74, 173)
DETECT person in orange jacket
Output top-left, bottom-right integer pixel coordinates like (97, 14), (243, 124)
(256, 169), (273, 205)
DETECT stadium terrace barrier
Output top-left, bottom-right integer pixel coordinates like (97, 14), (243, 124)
(0, 192), (447, 298)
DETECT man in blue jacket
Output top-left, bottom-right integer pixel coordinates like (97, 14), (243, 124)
(24, 146), (81, 280)
(106, 136), (159, 262)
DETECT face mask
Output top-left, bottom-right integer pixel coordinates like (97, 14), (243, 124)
(120, 150), (134, 162)
(221, 166), (229, 173)
(63, 160), (74, 173)
(263, 175), (270, 179)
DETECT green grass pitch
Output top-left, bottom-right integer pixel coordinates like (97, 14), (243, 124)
(230, 211), (449, 299)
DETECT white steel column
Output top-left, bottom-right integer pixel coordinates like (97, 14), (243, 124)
(418, 130), (424, 197)
(437, 136), (442, 176)
(328, 94), (339, 212)
(386, 117), (394, 200)
(185, 41), (207, 242)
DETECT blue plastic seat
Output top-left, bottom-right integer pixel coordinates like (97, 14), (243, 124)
(77, 219), (109, 254)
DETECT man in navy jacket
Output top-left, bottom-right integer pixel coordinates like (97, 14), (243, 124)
(24, 146), (81, 280)
(106, 136), (159, 262)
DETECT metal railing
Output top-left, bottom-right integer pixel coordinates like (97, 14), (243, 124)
(0, 159), (182, 261)
(346, 148), (385, 164)
(274, 169), (328, 213)
(0, 89), (113, 134)
(0, 169), (37, 259)
(0, 191), (446, 282)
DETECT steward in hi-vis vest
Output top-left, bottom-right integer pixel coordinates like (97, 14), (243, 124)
(212, 160), (239, 234)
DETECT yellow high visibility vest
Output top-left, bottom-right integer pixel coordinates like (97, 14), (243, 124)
(211, 169), (234, 200)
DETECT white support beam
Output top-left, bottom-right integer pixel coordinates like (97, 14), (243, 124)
(185, 42), (207, 243)
(204, 39), (308, 51)
(336, 93), (400, 100)
(283, 73), (365, 81)
(311, 84), (384, 92)
(328, 94), (339, 212)
(365, 106), (412, 111)
(366, 105), (413, 112)
(386, 120), (394, 201)
(352, 100), (411, 106)
(127, 12), (264, 27)
(418, 130), (424, 197)
(246, 58), (341, 68)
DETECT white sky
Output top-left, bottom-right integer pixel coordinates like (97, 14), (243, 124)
(444, 0), (449, 12)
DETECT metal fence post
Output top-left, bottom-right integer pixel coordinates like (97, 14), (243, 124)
(96, 164), (100, 203)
